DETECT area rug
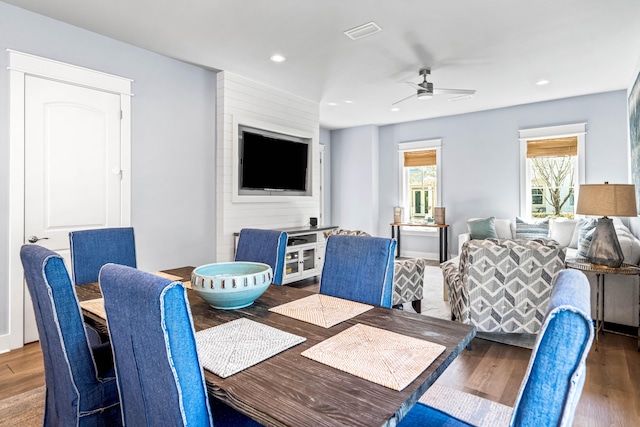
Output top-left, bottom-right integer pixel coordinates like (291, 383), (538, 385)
(0, 386), (44, 427)
(403, 265), (535, 349)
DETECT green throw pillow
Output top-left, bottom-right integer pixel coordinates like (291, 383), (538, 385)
(466, 217), (498, 240)
(515, 217), (549, 239)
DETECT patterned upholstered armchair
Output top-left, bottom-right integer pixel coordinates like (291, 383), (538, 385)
(324, 229), (426, 312)
(444, 238), (566, 333)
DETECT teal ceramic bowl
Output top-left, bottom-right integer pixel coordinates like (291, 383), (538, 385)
(191, 262), (272, 310)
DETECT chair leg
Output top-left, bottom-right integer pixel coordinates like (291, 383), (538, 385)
(411, 300), (422, 313)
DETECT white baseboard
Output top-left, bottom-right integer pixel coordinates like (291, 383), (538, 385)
(400, 250), (438, 260)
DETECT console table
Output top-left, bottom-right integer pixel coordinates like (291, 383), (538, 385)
(390, 223), (449, 263)
(565, 258), (640, 350)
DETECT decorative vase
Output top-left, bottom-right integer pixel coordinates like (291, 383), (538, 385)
(394, 206), (404, 223)
(434, 207), (446, 225)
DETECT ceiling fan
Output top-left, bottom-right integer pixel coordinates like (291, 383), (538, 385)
(393, 68), (476, 105)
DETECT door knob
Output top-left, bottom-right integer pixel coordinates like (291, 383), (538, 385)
(28, 235), (49, 243)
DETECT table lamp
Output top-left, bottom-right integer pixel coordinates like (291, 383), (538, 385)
(576, 182), (638, 267)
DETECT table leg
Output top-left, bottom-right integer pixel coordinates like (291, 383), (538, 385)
(392, 226), (401, 258)
(439, 227), (448, 263)
(595, 273), (602, 350)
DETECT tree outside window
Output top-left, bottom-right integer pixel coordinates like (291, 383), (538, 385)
(519, 124), (586, 221)
(527, 137), (577, 219)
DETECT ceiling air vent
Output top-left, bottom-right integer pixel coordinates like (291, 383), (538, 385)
(343, 22), (382, 40)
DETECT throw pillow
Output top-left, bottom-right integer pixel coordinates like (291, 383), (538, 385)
(576, 219), (598, 258)
(569, 218), (595, 249)
(466, 217), (498, 240)
(548, 219), (577, 248)
(515, 217), (549, 239)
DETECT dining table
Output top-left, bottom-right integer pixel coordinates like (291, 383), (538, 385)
(75, 266), (476, 427)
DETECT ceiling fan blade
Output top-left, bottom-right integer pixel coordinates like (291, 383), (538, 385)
(405, 82), (424, 91)
(433, 88), (476, 95)
(392, 93), (417, 105)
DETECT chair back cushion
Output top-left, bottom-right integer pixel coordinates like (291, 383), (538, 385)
(459, 238), (566, 333)
(20, 244), (120, 425)
(320, 235), (396, 307)
(100, 265), (212, 427)
(235, 229), (287, 285)
(511, 269), (593, 426)
(70, 227), (136, 285)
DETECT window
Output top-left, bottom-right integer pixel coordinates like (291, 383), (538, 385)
(519, 124), (586, 219)
(398, 139), (441, 226)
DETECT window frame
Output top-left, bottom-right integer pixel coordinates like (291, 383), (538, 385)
(397, 139), (442, 235)
(518, 123), (586, 219)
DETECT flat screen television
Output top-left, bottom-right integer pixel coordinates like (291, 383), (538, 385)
(238, 125), (311, 196)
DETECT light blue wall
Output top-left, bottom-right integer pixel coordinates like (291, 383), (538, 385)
(0, 2), (217, 335)
(330, 125), (380, 233)
(333, 91), (630, 257)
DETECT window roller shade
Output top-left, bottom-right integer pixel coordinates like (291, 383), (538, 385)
(527, 136), (578, 158)
(404, 150), (436, 167)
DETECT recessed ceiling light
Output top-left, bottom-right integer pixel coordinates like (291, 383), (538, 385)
(270, 54), (286, 63)
(391, 107), (400, 112)
(345, 100), (353, 104)
(328, 102), (338, 106)
(536, 79), (550, 86)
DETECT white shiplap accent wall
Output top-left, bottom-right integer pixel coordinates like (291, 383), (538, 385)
(216, 72), (320, 261)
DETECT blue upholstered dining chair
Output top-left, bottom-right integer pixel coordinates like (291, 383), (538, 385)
(235, 228), (288, 285)
(99, 264), (260, 426)
(20, 245), (121, 426)
(69, 227), (136, 285)
(319, 234), (397, 307)
(398, 269), (594, 427)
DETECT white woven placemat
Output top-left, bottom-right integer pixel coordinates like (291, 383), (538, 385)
(301, 323), (446, 391)
(79, 298), (106, 320)
(196, 318), (306, 378)
(269, 294), (373, 328)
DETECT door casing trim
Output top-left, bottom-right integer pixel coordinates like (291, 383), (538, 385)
(3, 50), (132, 351)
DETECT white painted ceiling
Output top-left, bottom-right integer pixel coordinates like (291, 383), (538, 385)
(5, 0), (640, 130)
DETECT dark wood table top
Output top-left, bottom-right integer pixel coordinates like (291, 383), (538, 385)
(76, 266), (475, 427)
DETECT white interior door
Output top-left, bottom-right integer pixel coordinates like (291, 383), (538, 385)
(23, 76), (123, 343)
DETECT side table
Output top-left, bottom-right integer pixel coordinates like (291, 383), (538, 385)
(390, 222), (449, 263)
(565, 258), (640, 350)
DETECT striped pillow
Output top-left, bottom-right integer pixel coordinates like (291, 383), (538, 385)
(577, 219), (597, 258)
(515, 217), (549, 239)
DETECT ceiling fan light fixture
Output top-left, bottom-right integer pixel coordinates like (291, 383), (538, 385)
(417, 91), (433, 100)
(448, 94), (474, 102)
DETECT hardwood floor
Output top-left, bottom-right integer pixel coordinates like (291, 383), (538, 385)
(0, 342), (44, 401)
(2, 277), (638, 426)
